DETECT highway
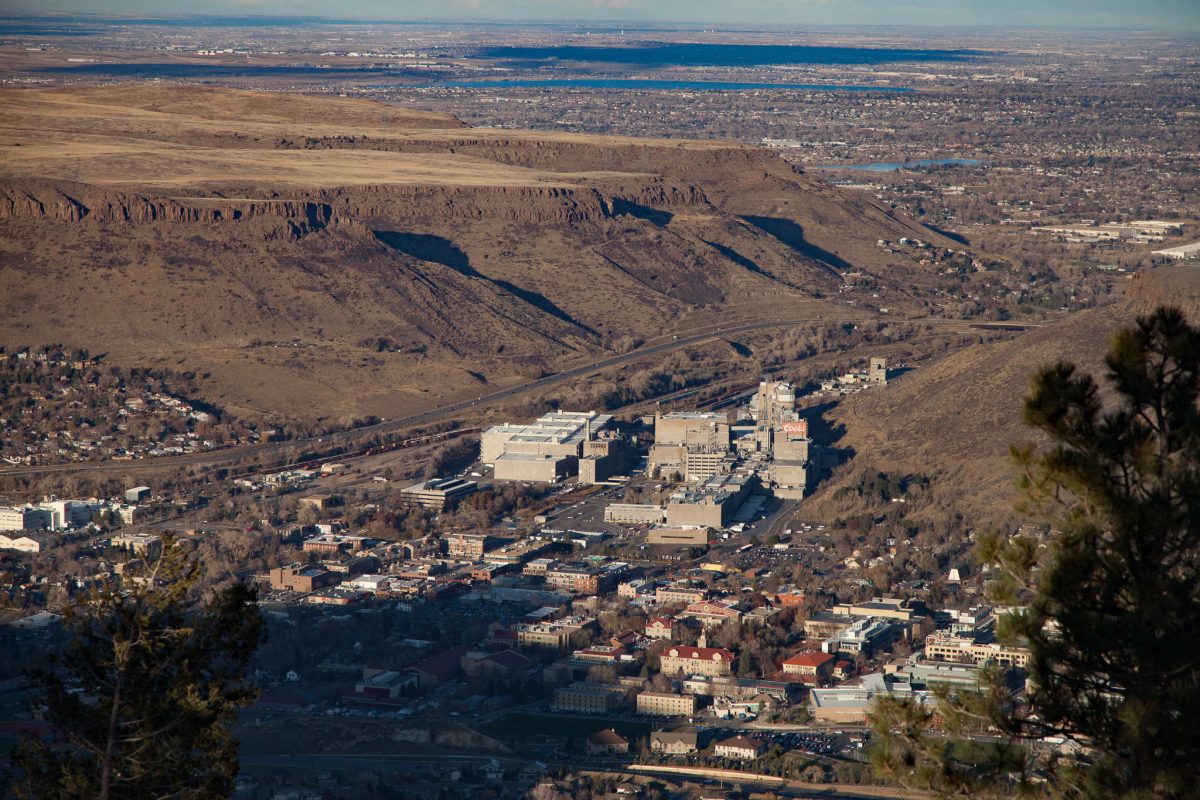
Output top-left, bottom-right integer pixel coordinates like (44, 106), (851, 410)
(0, 315), (855, 480)
(0, 313), (1042, 481)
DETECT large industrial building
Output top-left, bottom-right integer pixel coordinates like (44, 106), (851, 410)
(37, 499), (102, 531)
(649, 412), (732, 480)
(749, 381), (797, 427)
(1152, 241), (1200, 260)
(604, 504), (666, 525)
(578, 432), (635, 484)
(646, 527), (711, 547)
(482, 411), (613, 483)
(743, 380), (816, 498)
(398, 477), (478, 510)
(653, 412), (731, 448)
(666, 473), (757, 528)
(0, 506), (52, 533)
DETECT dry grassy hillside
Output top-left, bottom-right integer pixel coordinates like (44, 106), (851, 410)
(806, 264), (1200, 526)
(0, 85), (957, 421)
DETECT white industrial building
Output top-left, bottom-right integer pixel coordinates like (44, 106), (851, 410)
(0, 506), (52, 533)
(482, 411), (613, 482)
(1152, 242), (1200, 260)
(37, 499), (102, 531)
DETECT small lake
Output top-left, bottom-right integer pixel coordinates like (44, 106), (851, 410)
(815, 158), (986, 171)
(438, 78), (912, 92)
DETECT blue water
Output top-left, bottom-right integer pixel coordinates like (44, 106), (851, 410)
(439, 78), (912, 92)
(477, 43), (983, 67)
(816, 158), (986, 171)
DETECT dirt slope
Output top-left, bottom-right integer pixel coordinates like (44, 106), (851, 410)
(806, 265), (1200, 526)
(0, 85), (958, 421)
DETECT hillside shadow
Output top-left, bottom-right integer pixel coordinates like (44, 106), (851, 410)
(375, 230), (472, 271)
(702, 240), (765, 276)
(725, 339), (753, 358)
(803, 400), (856, 469)
(374, 231), (595, 334)
(925, 224), (971, 246)
(611, 198), (673, 227)
(743, 215), (851, 272)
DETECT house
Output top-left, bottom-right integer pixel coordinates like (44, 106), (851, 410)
(714, 735), (766, 760)
(650, 730), (698, 755)
(644, 616), (678, 640)
(781, 650), (836, 682)
(611, 630), (639, 649)
(585, 729), (630, 756)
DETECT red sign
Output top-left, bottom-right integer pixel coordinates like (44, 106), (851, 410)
(781, 420), (808, 439)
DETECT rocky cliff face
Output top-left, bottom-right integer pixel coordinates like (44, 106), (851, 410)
(0, 182), (338, 239)
(0, 175), (715, 234)
(321, 184), (611, 225)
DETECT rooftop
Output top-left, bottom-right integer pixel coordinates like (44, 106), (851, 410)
(402, 477), (477, 494)
(485, 411), (613, 447)
(783, 650), (836, 668)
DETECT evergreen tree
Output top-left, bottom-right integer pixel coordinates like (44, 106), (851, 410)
(871, 307), (1200, 798)
(993, 306), (1200, 798)
(13, 542), (266, 800)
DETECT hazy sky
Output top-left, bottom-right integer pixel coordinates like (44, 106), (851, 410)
(7, 1), (1200, 30)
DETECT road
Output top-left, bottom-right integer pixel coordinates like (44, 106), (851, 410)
(0, 315), (856, 480)
(0, 313), (1043, 481)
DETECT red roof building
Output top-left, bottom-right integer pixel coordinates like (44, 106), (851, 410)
(781, 650), (836, 681)
(661, 645), (735, 677)
(645, 617), (678, 640)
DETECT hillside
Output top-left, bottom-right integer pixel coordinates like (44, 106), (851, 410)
(806, 265), (1200, 527)
(0, 85), (956, 421)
